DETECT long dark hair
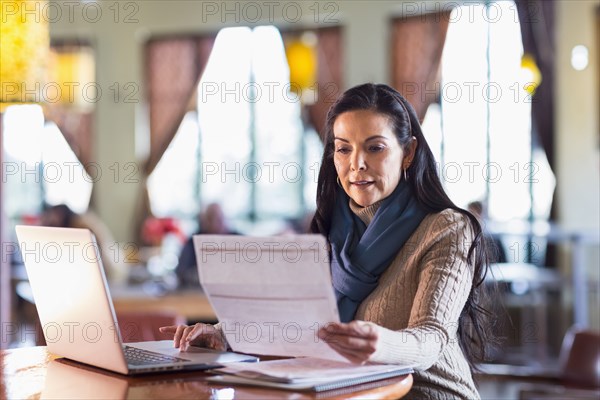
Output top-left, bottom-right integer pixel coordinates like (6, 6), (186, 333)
(310, 83), (494, 370)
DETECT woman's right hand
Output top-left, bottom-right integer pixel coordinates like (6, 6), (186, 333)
(159, 323), (228, 352)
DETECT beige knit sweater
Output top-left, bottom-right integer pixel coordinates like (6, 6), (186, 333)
(350, 201), (480, 399)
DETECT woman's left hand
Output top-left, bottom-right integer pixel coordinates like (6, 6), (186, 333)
(317, 320), (380, 364)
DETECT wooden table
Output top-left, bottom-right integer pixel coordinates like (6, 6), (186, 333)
(0, 347), (413, 399)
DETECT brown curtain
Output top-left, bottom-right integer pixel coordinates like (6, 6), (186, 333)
(307, 27), (344, 141)
(391, 11), (452, 123)
(134, 36), (214, 242)
(44, 107), (94, 175)
(515, 0), (557, 267)
(515, 0), (555, 170)
(43, 42), (97, 185)
(144, 37), (214, 175)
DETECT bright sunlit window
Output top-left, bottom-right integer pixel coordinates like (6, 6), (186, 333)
(147, 111), (201, 218)
(198, 25), (320, 225)
(41, 122), (93, 212)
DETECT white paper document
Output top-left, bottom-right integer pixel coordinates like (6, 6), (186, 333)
(205, 358), (414, 392)
(194, 234), (345, 361)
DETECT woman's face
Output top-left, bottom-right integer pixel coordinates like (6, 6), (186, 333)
(333, 109), (416, 207)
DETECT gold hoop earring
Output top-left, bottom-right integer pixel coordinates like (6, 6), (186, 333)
(336, 176), (342, 188)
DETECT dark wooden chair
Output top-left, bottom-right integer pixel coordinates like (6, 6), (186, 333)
(518, 326), (600, 399)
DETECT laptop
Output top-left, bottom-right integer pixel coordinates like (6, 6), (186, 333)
(15, 225), (258, 375)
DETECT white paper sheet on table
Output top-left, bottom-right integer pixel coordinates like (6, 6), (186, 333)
(193, 234), (345, 361)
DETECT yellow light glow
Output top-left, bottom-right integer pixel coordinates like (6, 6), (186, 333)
(0, 0), (50, 110)
(48, 47), (95, 109)
(520, 53), (542, 96)
(285, 36), (317, 94)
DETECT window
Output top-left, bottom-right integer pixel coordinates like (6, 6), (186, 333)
(2, 104), (93, 219)
(2, 41), (96, 222)
(149, 26), (323, 234)
(422, 2), (555, 224)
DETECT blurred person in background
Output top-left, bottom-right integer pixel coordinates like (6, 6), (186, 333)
(175, 203), (237, 288)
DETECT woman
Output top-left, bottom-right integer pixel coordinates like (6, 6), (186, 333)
(310, 83), (492, 398)
(161, 83), (492, 399)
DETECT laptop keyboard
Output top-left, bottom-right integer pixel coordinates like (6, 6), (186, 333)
(123, 346), (190, 366)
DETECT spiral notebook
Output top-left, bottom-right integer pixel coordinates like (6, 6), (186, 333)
(205, 357), (413, 392)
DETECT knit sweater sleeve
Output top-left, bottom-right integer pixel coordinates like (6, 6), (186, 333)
(369, 210), (474, 369)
